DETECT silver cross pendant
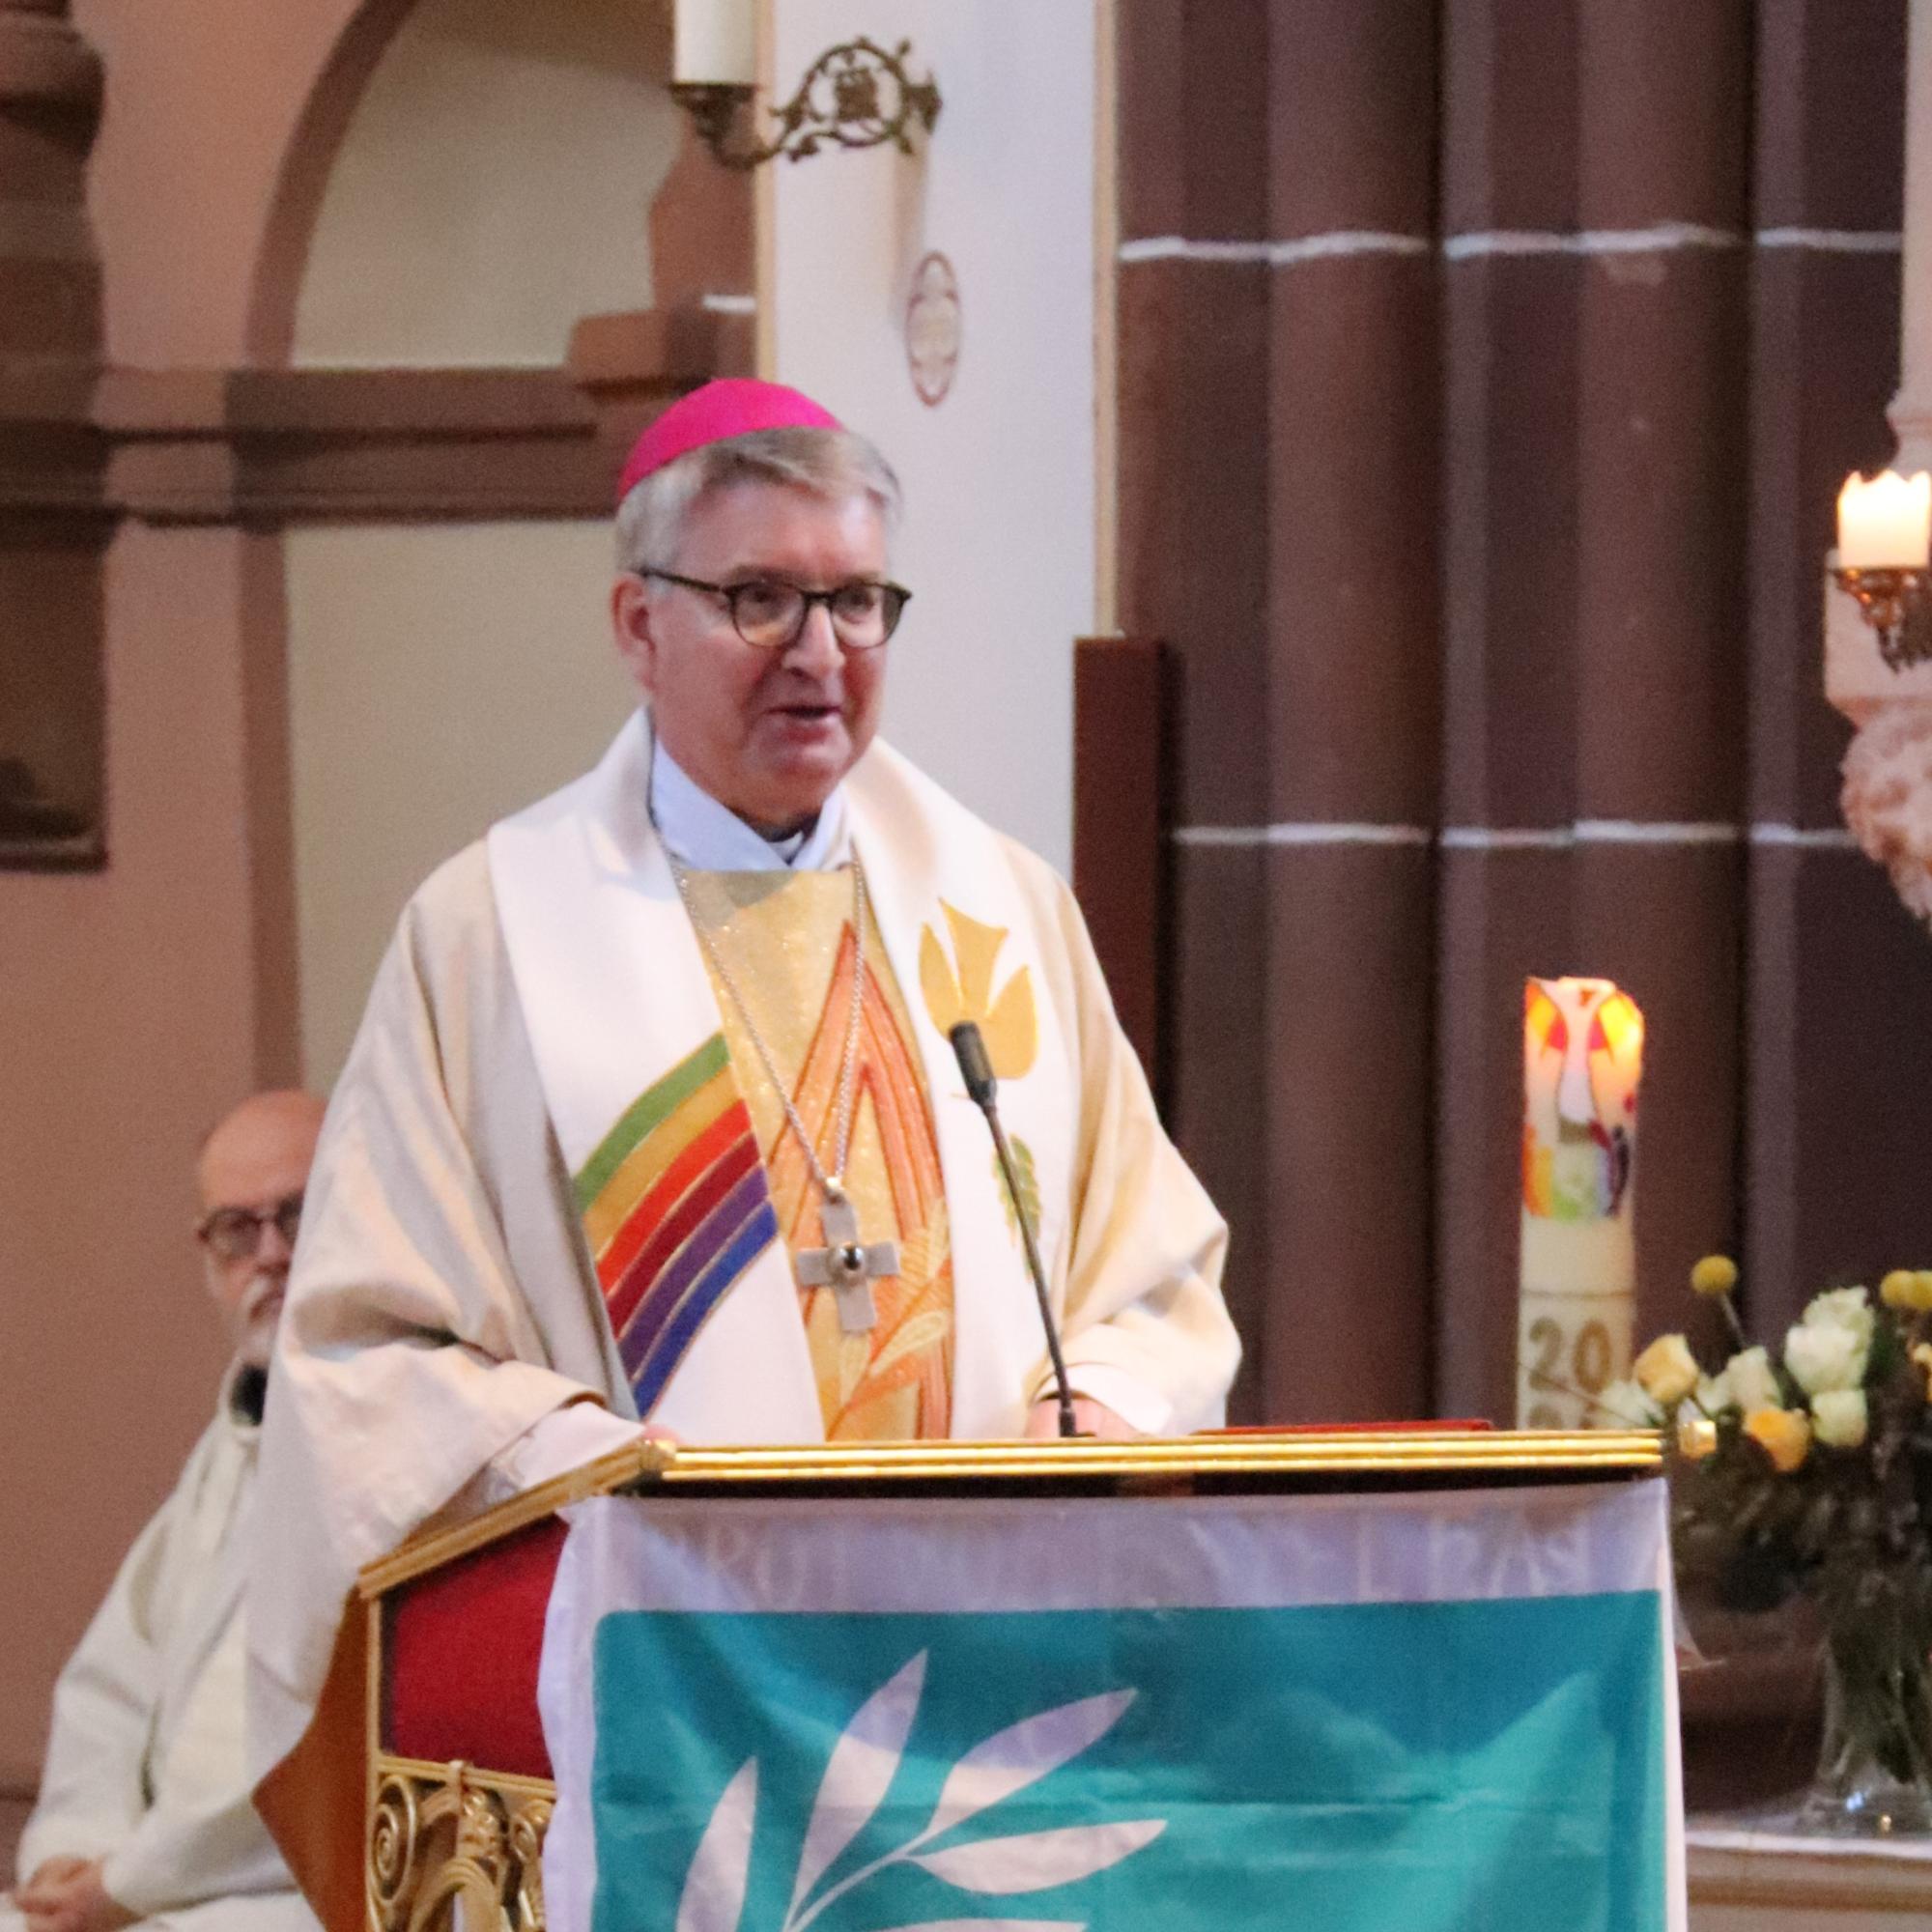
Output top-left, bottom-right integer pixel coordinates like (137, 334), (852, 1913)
(794, 1189), (899, 1335)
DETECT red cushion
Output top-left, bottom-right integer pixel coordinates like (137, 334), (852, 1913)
(384, 1517), (568, 1779)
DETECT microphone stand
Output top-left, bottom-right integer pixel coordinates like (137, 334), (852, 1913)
(948, 1021), (1081, 1440)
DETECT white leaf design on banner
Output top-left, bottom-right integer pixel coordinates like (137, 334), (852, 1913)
(787, 1651), (929, 1914)
(675, 1758), (758, 1932)
(909, 1820), (1166, 1895)
(923, 1690), (1136, 1837)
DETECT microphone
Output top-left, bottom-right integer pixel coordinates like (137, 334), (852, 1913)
(948, 1021), (1081, 1440)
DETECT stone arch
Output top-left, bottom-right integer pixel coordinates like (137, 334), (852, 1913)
(230, 0), (753, 1083)
(245, 0), (748, 370)
(244, 0), (416, 367)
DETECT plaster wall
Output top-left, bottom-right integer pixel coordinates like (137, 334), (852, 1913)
(285, 522), (635, 1085)
(72, 0), (367, 365)
(0, 525), (266, 1785)
(767, 0), (1099, 877)
(283, 0), (681, 1083)
(1, 0), (366, 1804)
(1, 0), (675, 1800)
(292, 0), (680, 367)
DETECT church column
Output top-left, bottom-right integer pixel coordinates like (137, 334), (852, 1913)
(1258, 1), (1438, 1420)
(0, 0), (105, 866)
(1894, 0), (1932, 469)
(1435, 3), (1753, 1418)
(1116, 0), (1274, 1417)
(1775, 2), (1932, 1324)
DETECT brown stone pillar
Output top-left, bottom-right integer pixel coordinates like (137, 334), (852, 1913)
(1115, 4), (1441, 1423)
(1435, 3), (1752, 1419)
(1746, 2), (1928, 1333)
(1117, 0), (1274, 1418)
(1259, 1), (1439, 1421)
(0, 0), (104, 867)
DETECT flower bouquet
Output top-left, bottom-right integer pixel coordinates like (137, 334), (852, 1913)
(1605, 1259), (1932, 1835)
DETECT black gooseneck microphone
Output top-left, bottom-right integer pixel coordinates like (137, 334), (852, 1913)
(948, 1020), (1081, 1440)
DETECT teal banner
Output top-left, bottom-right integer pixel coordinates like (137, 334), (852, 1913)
(588, 1595), (1666, 1932)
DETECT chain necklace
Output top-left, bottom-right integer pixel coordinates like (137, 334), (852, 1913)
(669, 855), (898, 1332)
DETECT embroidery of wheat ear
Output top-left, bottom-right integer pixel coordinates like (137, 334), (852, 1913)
(673, 1648), (1165, 1932)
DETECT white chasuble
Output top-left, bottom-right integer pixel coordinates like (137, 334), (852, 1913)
(678, 869), (954, 1439)
(487, 714), (1080, 1443)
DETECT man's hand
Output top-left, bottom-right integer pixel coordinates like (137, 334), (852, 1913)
(1024, 1395), (1139, 1440)
(14, 1859), (136, 1932)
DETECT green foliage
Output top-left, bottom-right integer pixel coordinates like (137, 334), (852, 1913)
(1670, 1311), (1932, 1648)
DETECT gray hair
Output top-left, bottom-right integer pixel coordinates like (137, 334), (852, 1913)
(614, 425), (902, 574)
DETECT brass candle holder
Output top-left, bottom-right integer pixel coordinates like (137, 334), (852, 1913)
(673, 37), (940, 172)
(1833, 563), (1932, 672)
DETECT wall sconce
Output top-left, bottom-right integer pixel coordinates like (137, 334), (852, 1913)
(673, 35), (940, 171)
(1834, 469), (1932, 671)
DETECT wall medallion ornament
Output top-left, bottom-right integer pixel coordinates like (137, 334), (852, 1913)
(904, 251), (961, 408)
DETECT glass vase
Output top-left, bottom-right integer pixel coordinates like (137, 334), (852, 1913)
(1796, 1612), (1932, 1836)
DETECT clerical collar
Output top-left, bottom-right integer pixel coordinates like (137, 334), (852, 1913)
(649, 735), (852, 871)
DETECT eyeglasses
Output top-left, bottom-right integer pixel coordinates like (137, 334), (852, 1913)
(639, 568), (912, 651)
(197, 1193), (303, 1263)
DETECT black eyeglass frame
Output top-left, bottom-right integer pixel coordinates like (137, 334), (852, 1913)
(636, 567), (912, 650)
(196, 1193), (305, 1262)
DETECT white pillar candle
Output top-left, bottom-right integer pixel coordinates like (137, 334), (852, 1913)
(1519, 978), (1644, 1429)
(1836, 469), (1932, 569)
(674, 0), (755, 86)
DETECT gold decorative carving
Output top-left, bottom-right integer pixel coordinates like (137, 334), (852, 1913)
(368, 1757), (556, 1932)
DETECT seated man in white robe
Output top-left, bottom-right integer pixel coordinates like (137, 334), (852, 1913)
(6, 1093), (325, 1932)
(248, 380), (1240, 1911)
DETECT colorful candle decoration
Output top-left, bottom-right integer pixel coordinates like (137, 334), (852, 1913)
(1836, 470), (1932, 570)
(1519, 978), (1644, 1429)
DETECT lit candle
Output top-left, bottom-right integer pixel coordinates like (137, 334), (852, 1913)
(1519, 978), (1644, 1429)
(1836, 470), (1932, 570)
(674, 0), (755, 86)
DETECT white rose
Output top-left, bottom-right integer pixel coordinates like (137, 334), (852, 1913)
(1811, 1388), (1869, 1449)
(1802, 1286), (1875, 1350)
(1723, 1347), (1781, 1415)
(1596, 1378), (1662, 1428)
(1695, 1369), (1733, 1414)
(1785, 1317), (1870, 1396)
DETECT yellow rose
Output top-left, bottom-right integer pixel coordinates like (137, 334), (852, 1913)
(1880, 1269), (1932, 1313)
(1634, 1333), (1701, 1407)
(1690, 1255), (1740, 1297)
(1744, 1406), (1811, 1473)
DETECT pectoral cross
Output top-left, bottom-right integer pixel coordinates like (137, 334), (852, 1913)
(794, 1188), (899, 1334)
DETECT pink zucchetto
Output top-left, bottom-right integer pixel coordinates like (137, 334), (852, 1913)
(616, 378), (843, 503)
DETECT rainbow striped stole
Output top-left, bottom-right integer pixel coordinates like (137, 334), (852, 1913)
(574, 1033), (779, 1416)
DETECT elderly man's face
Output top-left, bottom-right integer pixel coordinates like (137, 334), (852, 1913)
(196, 1091), (326, 1371)
(614, 480), (891, 832)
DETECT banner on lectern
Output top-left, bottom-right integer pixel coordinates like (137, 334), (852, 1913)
(538, 1482), (1683, 1932)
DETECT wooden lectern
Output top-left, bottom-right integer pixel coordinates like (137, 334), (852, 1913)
(350, 1429), (1669, 1932)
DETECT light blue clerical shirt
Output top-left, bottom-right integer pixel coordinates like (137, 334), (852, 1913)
(648, 730), (853, 873)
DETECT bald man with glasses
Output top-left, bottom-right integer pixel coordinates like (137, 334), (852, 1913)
(5, 1094), (325, 1932)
